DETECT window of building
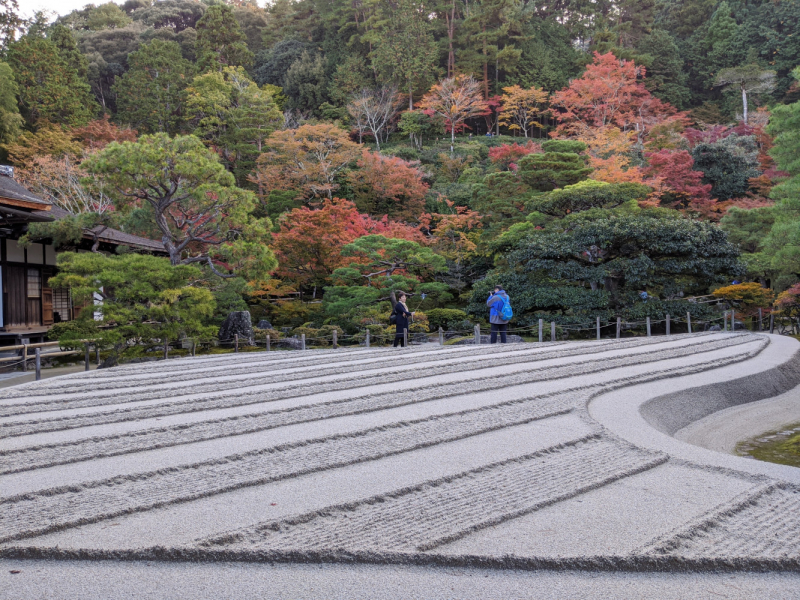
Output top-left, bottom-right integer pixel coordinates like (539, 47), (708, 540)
(27, 268), (41, 298)
(53, 287), (71, 322)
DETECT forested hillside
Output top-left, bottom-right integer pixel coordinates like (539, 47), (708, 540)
(1, 0), (799, 346)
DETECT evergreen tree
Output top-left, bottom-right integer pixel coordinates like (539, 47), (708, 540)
(195, 4), (254, 72)
(0, 62), (23, 152)
(7, 34), (97, 127)
(113, 39), (193, 134)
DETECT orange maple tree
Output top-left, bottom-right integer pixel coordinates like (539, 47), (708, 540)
(250, 123), (361, 202)
(346, 149), (429, 220)
(418, 75), (488, 153)
(551, 52), (689, 146)
(270, 198), (424, 290)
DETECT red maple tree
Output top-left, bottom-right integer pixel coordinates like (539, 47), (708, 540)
(346, 149), (429, 220)
(270, 198), (424, 290)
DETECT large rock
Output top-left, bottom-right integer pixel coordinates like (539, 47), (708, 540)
(274, 337), (304, 350)
(218, 311), (254, 345)
(256, 319), (273, 330)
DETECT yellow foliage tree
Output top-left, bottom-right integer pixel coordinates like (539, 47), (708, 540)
(498, 85), (549, 138)
(713, 282), (774, 317)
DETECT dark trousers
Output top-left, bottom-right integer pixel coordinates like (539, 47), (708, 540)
(490, 323), (507, 343)
(393, 332), (406, 347)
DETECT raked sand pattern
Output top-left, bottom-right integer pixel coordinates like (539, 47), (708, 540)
(2, 332), (800, 592)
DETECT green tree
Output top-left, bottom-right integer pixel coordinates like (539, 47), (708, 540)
(113, 39), (193, 134)
(324, 235), (449, 316)
(691, 134), (761, 201)
(370, 0), (438, 110)
(7, 34), (97, 127)
(714, 64), (776, 124)
(86, 3), (132, 30)
(49, 252), (216, 365)
(185, 66), (282, 184)
(516, 140), (592, 192)
(763, 67), (800, 288)
(0, 0), (24, 50)
(83, 133), (276, 280)
(282, 50), (328, 114)
(0, 62), (23, 152)
(195, 4), (253, 72)
(470, 209), (743, 323)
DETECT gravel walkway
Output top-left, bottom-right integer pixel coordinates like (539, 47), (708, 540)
(1, 332), (799, 597)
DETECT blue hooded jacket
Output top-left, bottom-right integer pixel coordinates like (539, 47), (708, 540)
(487, 290), (510, 324)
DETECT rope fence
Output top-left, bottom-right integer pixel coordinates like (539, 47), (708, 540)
(3, 309), (790, 375)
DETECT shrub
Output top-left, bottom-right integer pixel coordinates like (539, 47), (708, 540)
(425, 308), (469, 331)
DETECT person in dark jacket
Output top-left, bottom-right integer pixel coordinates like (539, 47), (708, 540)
(393, 293), (414, 347)
(486, 285), (510, 343)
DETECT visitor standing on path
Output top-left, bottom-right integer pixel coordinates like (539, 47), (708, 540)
(487, 285), (511, 343)
(392, 293), (414, 347)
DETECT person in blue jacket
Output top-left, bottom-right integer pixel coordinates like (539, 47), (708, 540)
(486, 285), (510, 343)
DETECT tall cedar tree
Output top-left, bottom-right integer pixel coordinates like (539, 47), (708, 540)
(195, 4), (254, 72)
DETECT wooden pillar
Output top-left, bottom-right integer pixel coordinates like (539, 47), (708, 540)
(234, 333), (239, 353)
(365, 329), (370, 348)
(474, 324), (480, 345)
(192, 340), (197, 357)
(266, 335), (270, 352)
(332, 329), (338, 349)
(438, 327), (444, 346)
(301, 333), (306, 350)
(538, 318), (543, 343)
(550, 321), (556, 342)
(666, 314), (670, 336)
(770, 313), (775, 334)
(84, 343), (90, 372)
(404, 328), (409, 348)
(596, 316), (600, 340)
(616, 317), (621, 340)
(758, 308), (763, 332)
(646, 316), (651, 337)
(35, 348), (41, 381)
(96, 344), (101, 365)
(724, 311), (728, 332)
(687, 312), (692, 334)
(22, 343), (27, 372)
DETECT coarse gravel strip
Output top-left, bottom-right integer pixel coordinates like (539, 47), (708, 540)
(0, 339), (769, 474)
(0, 333), (715, 413)
(0, 334), (760, 438)
(0, 393), (576, 543)
(199, 437), (666, 553)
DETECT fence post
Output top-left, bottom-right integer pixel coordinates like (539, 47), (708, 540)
(646, 317), (651, 337)
(301, 333), (306, 350)
(163, 340), (168, 360)
(404, 328), (409, 348)
(192, 339), (197, 357)
(84, 343), (90, 372)
(266, 335), (270, 352)
(550, 321), (556, 342)
(666, 314), (671, 336)
(365, 330), (370, 348)
(538, 319), (544, 343)
(332, 329), (338, 349)
(724, 311), (728, 332)
(770, 313), (775, 334)
(616, 317), (621, 340)
(758, 308), (763, 332)
(22, 343), (27, 372)
(35, 348), (41, 381)
(97, 344), (102, 365)
(234, 333), (239, 353)
(687, 312), (692, 334)
(438, 327), (444, 346)
(596, 316), (600, 340)
(474, 324), (480, 345)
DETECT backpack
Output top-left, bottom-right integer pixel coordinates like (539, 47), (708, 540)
(497, 295), (513, 320)
(389, 308), (398, 325)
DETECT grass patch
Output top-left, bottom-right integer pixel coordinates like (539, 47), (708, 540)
(736, 422), (800, 468)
